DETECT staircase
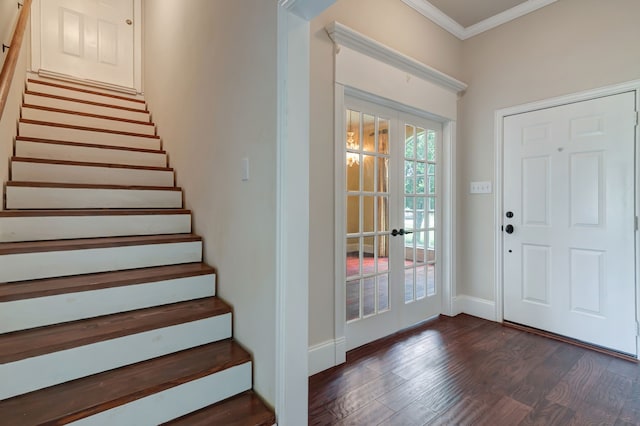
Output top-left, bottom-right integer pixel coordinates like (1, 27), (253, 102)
(0, 76), (276, 425)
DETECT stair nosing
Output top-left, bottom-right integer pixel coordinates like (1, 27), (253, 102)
(27, 79), (147, 104)
(7, 181), (181, 191)
(25, 90), (149, 113)
(0, 297), (230, 364)
(20, 119), (160, 139)
(0, 233), (201, 256)
(0, 340), (251, 425)
(0, 262), (213, 302)
(0, 208), (190, 217)
(16, 136), (166, 154)
(22, 104), (155, 126)
(11, 156), (173, 172)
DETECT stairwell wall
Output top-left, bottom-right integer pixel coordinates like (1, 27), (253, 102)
(142, 0), (278, 405)
(0, 20), (29, 209)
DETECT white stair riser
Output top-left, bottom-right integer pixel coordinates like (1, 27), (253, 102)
(16, 140), (167, 168)
(26, 81), (147, 111)
(0, 241), (202, 282)
(19, 122), (161, 151)
(22, 107), (156, 135)
(1, 315), (232, 399)
(27, 75), (145, 101)
(5, 186), (182, 209)
(0, 214), (190, 242)
(24, 93), (151, 122)
(0, 274), (215, 333)
(12, 161), (174, 187)
(70, 364), (252, 426)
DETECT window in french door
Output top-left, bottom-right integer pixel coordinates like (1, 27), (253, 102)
(403, 123), (437, 303)
(345, 108), (391, 322)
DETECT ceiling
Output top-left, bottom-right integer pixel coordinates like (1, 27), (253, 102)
(401, 0), (558, 40)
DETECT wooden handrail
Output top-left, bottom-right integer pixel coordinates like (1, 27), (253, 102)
(0, 0), (32, 120)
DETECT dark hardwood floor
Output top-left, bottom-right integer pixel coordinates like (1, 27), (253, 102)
(309, 314), (640, 425)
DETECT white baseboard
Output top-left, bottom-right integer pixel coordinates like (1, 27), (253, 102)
(308, 337), (346, 376)
(453, 295), (497, 322)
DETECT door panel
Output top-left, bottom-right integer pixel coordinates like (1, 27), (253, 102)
(503, 92), (637, 355)
(40, 0), (135, 88)
(344, 98), (442, 350)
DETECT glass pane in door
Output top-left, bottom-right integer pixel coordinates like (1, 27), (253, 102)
(345, 108), (392, 322)
(404, 124), (438, 302)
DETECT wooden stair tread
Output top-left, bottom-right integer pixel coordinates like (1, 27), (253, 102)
(12, 156), (173, 171)
(0, 262), (213, 302)
(27, 78), (147, 104)
(22, 103), (154, 125)
(0, 339), (250, 425)
(20, 119), (160, 139)
(163, 391), (276, 426)
(0, 233), (201, 256)
(16, 135), (166, 154)
(0, 297), (229, 363)
(7, 181), (180, 191)
(0, 208), (190, 217)
(25, 90), (149, 113)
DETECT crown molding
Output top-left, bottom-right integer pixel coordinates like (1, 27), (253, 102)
(325, 21), (467, 94)
(401, 0), (558, 40)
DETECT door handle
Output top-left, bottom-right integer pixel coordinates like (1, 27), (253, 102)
(391, 229), (413, 236)
(505, 224), (514, 234)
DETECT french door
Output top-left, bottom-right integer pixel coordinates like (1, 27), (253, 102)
(343, 98), (442, 350)
(503, 92), (637, 355)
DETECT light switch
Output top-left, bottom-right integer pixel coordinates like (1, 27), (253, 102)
(470, 181), (492, 194)
(242, 157), (250, 181)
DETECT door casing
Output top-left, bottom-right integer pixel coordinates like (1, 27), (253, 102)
(494, 80), (640, 357)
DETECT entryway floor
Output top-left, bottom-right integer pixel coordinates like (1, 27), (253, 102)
(309, 314), (640, 425)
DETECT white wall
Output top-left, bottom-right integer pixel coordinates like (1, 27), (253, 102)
(457, 0), (640, 303)
(308, 0), (463, 349)
(143, 0), (278, 405)
(0, 18), (29, 206)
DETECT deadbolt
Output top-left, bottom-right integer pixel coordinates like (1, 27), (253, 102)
(126, 19), (133, 25)
(506, 211), (514, 218)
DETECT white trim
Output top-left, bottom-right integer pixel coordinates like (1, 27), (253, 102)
(308, 339), (338, 376)
(453, 295), (496, 321)
(29, 0), (142, 94)
(440, 121), (456, 316)
(401, 0), (558, 40)
(278, 0), (335, 20)
(276, 7), (310, 426)
(494, 80), (640, 345)
(325, 21), (467, 94)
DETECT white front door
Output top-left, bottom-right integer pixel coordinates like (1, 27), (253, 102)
(38, 0), (135, 88)
(344, 98), (442, 351)
(503, 92), (637, 355)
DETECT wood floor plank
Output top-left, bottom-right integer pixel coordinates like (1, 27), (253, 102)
(334, 400), (394, 426)
(310, 314), (640, 426)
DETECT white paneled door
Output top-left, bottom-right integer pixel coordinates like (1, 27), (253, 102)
(40, 0), (135, 88)
(344, 98), (442, 351)
(503, 92), (637, 355)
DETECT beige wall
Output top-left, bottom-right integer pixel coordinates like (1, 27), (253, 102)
(143, 0), (278, 404)
(457, 0), (640, 301)
(309, 0), (463, 347)
(0, 18), (29, 208)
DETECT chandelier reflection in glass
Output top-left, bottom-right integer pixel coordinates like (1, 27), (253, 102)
(346, 110), (359, 167)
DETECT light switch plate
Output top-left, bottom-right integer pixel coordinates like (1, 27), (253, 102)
(470, 181), (492, 194)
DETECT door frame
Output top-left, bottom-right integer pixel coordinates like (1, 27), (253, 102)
(29, 0), (143, 94)
(335, 84), (457, 356)
(494, 79), (640, 356)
